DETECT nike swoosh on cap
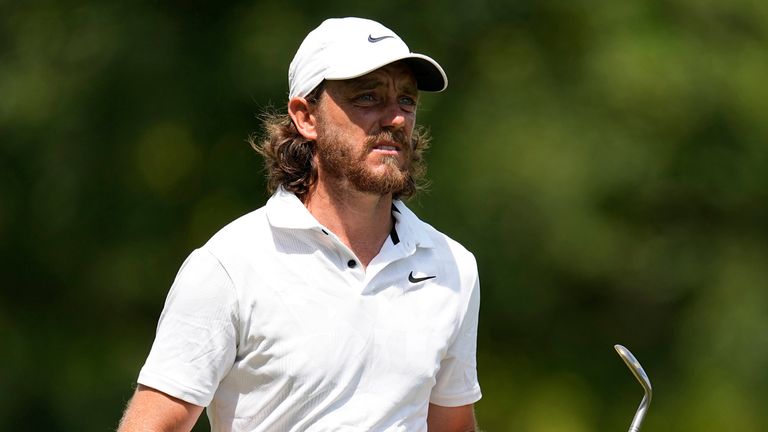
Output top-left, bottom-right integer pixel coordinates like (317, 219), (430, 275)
(408, 271), (436, 283)
(368, 34), (394, 43)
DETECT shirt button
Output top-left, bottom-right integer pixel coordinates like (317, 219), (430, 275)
(347, 260), (357, 268)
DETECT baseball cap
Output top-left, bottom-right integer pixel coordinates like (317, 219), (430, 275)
(288, 17), (448, 99)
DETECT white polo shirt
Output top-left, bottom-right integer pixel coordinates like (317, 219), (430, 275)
(138, 188), (481, 431)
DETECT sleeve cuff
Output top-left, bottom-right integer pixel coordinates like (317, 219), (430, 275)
(137, 369), (211, 407)
(429, 386), (482, 407)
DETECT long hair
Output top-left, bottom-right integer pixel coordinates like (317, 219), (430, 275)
(250, 87), (431, 201)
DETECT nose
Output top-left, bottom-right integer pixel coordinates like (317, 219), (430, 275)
(379, 98), (408, 131)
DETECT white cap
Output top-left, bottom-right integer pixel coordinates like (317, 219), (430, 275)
(288, 17), (448, 99)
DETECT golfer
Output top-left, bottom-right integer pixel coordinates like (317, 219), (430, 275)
(118, 17), (481, 432)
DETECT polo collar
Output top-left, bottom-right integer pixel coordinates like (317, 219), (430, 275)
(391, 200), (435, 249)
(266, 187), (321, 230)
(266, 187), (435, 249)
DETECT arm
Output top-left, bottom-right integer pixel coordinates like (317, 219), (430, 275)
(427, 403), (477, 432)
(429, 265), (481, 432)
(117, 385), (204, 432)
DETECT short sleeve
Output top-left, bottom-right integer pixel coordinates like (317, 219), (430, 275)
(429, 273), (482, 407)
(137, 248), (238, 407)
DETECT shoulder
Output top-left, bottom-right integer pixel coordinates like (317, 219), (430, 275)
(396, 201), (477, 265)
(424, 220), (474, 259)
(425, 222), (477, 272)
(424, 221), (480, 294)
(204, 206), (270, 252)
(191, 205), (271, 278)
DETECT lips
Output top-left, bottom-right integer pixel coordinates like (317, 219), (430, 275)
(375, 145), (398, 151)
(372, 141), (401, 152)
(368, 131), (408, 153)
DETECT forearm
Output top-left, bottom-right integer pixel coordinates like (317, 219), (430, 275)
(427, 403), (477, 432)
(117, 385), (203, 432)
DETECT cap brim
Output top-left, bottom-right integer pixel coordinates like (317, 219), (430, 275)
(401, 54), (447, 92)
(326, 53), (447, 93)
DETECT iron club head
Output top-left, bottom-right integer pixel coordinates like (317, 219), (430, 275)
(615, 344), (653, 432)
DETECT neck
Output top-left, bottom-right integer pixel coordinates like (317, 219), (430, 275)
(304, 179), (393, 268)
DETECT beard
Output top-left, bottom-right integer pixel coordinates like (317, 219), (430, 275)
(315, 122), (412, 196)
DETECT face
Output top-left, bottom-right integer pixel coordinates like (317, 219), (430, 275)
(312, 62), (419, 196)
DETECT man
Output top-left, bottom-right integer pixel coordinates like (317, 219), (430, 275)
(118, 17), (481, 432)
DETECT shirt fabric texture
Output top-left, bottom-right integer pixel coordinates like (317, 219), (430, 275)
(138, 188), (482, 431)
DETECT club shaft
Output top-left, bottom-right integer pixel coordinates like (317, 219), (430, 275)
(628, 395), (650, 432)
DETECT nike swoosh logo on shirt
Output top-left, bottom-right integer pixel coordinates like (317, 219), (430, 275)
(408, 271), (436, 283)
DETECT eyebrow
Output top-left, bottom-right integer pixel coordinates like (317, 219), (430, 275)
(346, 77), (385, 92)
(345, 76), (419, 95)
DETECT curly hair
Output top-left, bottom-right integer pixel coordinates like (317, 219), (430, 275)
(250, 86), (431, 201)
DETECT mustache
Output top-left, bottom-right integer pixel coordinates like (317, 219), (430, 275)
(365, 129), (409, 149)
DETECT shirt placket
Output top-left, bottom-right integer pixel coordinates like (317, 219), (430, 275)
(315, 226), (366, 286)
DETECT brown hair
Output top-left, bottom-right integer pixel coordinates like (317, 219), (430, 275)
(250, 86), (431, 201)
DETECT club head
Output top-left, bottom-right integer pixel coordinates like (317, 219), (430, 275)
(615, 344), (653, 432)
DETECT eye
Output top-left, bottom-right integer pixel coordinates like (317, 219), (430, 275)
(399, 95), (417, 112)
(354, 93), (378, 104)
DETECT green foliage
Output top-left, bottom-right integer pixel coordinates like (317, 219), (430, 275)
(2, 0), (767, 430)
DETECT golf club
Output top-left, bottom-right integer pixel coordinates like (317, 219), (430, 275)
(615, 344), (653, 432)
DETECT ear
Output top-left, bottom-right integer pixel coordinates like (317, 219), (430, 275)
(288, 97), (318, 141)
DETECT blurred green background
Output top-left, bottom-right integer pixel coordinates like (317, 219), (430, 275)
(2, 0), (768, 430)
